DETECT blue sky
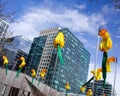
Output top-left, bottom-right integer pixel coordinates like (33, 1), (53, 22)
(2, 0), (120, 95)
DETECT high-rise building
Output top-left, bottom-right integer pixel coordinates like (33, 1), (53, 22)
(86, 80), (112, 96)
(0, 18), (9, 51)
(4, 35), (31, 54)
(27, 28), (90, 93)
(26, 36), (47, 74)
(0, 35), (32, 70)
(0, 18), (9, 39)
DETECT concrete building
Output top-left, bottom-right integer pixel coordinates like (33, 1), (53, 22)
(27, 28), (90, 93)
(0, 68), (83, 96)
(86, 80), (112, 96)
(0, 68), (63, 96)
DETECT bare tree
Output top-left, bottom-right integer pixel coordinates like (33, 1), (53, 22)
(0, 1), (17, 52)
(0, 0), (17, 23)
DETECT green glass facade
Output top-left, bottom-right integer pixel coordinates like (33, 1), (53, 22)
(27, 36), (47, 74)
(45, 28), (90, 93)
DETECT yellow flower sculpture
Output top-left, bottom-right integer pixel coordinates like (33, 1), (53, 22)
(53, 32), (65, 65)
(31, 69), (36, 78)
(31, 69), (36, 84)
(106, 56), (115, 72)
(2, 56), (8, 65)
(19, 56), (26, 68)
(86, 89), (93, 96)
(54, 32), (65, 48)
(91, 68), (102, 81)
(38, 69), (47, 86)
(80, 76), (94, 93)
(40, 69), (47, 78)
(98, 28), (113, 88)
(65, 82), (70, 96)
(65, 82), (70, 90)
(80, 86), (86, 93)
(98, 29), (112, 52)
(2, 55), (8, 75)
(16, 56), (26, 77)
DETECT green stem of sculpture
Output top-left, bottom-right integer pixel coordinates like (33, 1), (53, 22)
(16, 68), (22, 78)
(6, 64), (8, 75)
(58, 44), (64, 65)
(31, 78), (34, 84)
(37, 78), (42, 86)
(102, 52), (108, 88)
(65, 90), (67, 96)
(83, 76), (94, 86)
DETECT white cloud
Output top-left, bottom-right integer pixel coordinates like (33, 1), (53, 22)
(74, 4), (86, 10)
(101, 4), (115, 15)
(9, 5), (106, 40)
(115, 27), (120, 39)
(115, 36), (120, 38)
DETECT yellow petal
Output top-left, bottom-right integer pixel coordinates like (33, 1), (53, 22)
(99, 29), (112, 52)
(53, 32), (65, 48)
(80, 86), (85, 92)
(65, 82), (70, 90)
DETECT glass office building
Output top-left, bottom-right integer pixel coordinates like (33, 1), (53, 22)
(27, 28), (90, 93)
(86, 80), (112, 96)
(27, 28), (59, 77)
(45, 28), (90, 93)
(1, 35), (32, 70)
(4, 35), (32, 54)
(26, 36), (47, 74)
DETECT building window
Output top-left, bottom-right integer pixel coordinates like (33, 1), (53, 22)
(8, 87), (19, 96)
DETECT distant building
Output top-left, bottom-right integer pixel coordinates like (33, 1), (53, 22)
(0, 18), (9, 39)
(27, 28), (90, 93)
(0, 18), (9, 51)
(0, 35), (32, 71)
(86, 80), (112, 96)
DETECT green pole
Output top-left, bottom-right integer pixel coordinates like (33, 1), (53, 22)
(5, 64), (8, 75)
(65, 90), (67, 96)
(37, 78), (42, 86)
(58, 44), (64, 65)
(102, 52), (108, 88)
(31, 78), (34, 84)
(16, 68), (22, 78)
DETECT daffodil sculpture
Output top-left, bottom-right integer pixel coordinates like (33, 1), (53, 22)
(38, 69), (47, 86)
(98, 28), (112, 88)
(2, 55), (8, 75)
(16, 56), (26, 77)
(106, 56), (115, 72)
(31, 69), (36, 84)
(80, 86), (86, 93)
(80, 76), (94, 93)
(53, 32), (65, 65)
(91, 68), (102, 81)
(86, 89), (93, 96)
(65, 82), (70, 96)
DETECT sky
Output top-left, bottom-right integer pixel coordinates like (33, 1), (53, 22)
(2, 0), (120, 95)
